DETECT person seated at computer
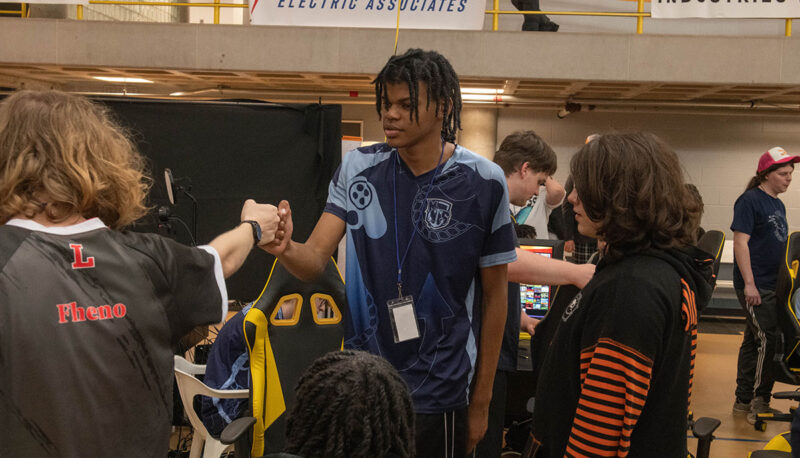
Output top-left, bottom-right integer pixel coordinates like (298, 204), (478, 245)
(476, 130), (594, 457)
(531, 132), (713, 457)
(201, 302), (253, 437)
(0, 90), (282, 457)
(267, 350), (415, 458)
(201, 294), (336, 437)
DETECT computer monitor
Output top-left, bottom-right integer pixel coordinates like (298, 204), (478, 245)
(517, 239), (565, 319)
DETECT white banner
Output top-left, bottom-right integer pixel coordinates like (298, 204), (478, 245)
(652, 0), (800, 19)
(250, 0), (485, 29)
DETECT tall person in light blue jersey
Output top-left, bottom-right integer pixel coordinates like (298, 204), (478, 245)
(263, 49), (517, 457)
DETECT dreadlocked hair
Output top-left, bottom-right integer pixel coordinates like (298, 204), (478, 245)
(284, 350), (416, 458)
(373, 48), (462, 143)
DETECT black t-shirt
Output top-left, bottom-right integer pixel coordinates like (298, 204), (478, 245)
(0, 218), (225, 457)
(531, 249), (712, 458)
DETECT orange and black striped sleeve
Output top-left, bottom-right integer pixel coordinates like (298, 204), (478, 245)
(565, 337), (654, 458)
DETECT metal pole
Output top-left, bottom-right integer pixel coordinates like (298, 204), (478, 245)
(786, 19), (792, 37)
(492, 0), (498, 31)
(214, 0), (220, 23)
(77, 4), (84, 19)
(636, 0), (644, 34)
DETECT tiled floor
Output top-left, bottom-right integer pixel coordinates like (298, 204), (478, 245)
(690, 328), (796, 457)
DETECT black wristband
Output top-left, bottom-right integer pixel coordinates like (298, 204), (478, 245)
(240, 220), (261, 246)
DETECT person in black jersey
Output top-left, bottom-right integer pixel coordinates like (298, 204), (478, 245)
(0, 90), (282, 457)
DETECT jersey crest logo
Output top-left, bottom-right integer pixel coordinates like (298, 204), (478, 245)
(562, 292), (582, 322)
(425, 199), (452, 230)
(412, 191), (472, 243)
(70, 243), (95, 269)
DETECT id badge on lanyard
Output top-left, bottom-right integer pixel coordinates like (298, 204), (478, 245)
(389, 142), (446, 344)
(387, 295), (420, 343)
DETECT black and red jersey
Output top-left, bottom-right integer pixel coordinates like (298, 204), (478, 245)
(531, 247), (713, 458)
(0, 218), (226, 457)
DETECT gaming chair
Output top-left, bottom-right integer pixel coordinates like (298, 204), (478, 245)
(220, 258), (347, 457)
(751, 231), (800, 432)
(696, 230), (725, 291)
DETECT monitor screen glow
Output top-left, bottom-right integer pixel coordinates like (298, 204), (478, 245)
(519, 244), (553, 318)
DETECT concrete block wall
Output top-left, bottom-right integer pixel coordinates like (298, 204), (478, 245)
(500, 108), (800, 238)
(343, 104), (800, 238)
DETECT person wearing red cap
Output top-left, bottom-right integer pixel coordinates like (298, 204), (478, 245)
(732, 146), (800, 424)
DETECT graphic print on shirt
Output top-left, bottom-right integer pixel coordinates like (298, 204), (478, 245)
(343, 175), (385, 351)
(412, 173), (475, 243)
(768, 210), (788, 242)
(69, 243), (95, 269)
(562, 292), (582, 322)
(424, 199), (452, 230)
(347, 176), (387, 239)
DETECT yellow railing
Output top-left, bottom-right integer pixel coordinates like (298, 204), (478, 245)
(85, 0), (245, 22)
(487, 0), (793, 36)
(1, 3), (25, 16)
(6, 0), (793, 34)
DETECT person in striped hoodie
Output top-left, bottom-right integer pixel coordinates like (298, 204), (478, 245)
(530, 132), (714, 457)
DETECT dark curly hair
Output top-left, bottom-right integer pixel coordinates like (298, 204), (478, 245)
(373, 48), (462, 143)
(570, 132), (701, 262)
(284, 350), (415, 458)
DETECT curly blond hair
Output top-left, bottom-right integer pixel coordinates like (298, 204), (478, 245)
(0, 90), (150, 229)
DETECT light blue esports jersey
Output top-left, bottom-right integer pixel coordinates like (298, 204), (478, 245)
(324, 143), (517, 413)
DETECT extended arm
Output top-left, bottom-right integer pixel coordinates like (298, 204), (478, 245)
(508, 248), (594, 288)
(209, 199), (279, 278)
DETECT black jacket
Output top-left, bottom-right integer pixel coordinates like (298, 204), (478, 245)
(531, 246), (713, 457)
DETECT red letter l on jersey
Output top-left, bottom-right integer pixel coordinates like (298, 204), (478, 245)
(70, 244), (95, 269)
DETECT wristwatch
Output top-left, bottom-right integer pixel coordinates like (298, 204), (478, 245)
(240, 220), (262, 245)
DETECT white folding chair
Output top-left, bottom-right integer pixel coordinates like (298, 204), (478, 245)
(174, 355), (249, 458)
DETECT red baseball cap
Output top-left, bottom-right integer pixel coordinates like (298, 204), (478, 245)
(757, 146), (800, 172)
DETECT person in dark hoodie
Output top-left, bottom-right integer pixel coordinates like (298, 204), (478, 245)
(530, 132), (713, 457)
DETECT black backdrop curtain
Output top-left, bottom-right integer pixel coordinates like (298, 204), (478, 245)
(99, 98), (342, 302)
